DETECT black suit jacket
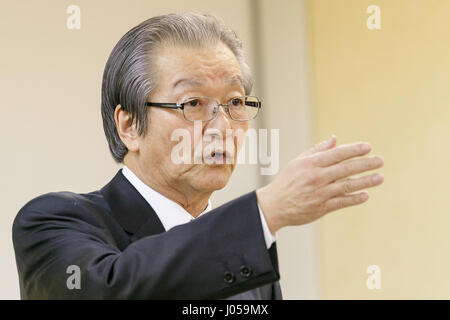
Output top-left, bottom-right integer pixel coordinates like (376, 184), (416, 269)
(12, 170), (282, 299)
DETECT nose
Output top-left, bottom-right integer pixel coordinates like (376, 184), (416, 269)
(201, 105), (232, 146)
(208, 104), (232, 128)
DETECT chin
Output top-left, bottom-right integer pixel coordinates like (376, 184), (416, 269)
(196, 165), (233, 191)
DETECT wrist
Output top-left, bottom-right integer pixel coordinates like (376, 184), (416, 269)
(256, 187), (284, 234)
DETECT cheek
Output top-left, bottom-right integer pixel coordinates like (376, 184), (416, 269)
(143, 110), (191, 162)
(232, 123), (249, 150)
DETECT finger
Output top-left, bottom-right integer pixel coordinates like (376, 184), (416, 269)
(321, 173), (384, 199)
(324, 191), (369, 213)
(311, 142), (372, 167)
(301, 135), (336, 157)
(324, 156), (384, 183)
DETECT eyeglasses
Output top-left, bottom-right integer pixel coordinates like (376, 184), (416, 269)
(145, 95), (261, 122)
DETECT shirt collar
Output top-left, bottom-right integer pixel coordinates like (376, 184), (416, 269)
(121, 165), (212, 232)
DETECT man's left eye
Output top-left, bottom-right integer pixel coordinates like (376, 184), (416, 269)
(230, 97), (244, 106)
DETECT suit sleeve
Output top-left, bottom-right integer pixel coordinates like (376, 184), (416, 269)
(12, 191), (280, 299)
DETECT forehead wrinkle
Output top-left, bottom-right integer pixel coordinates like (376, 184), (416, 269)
(173, 78), (203, 90)
(160, 44), (244, 95)
(226, 76), (243, 87)
(172, 74), (243, 95)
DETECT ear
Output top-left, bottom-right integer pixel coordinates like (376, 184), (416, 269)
(114, 105), (140, 152)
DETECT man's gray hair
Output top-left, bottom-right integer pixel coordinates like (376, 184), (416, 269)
(101, 12), (253, 163)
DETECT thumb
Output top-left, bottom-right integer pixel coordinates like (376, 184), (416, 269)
(301, 134), (336, 157)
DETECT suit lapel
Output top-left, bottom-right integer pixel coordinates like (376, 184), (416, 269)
(100, 170), (166, 241)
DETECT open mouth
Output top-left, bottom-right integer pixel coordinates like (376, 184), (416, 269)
(211, 151), (224, 158)
(207, 150), (230, 164)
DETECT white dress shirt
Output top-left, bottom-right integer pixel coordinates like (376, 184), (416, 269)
(121, 166), (276, 249)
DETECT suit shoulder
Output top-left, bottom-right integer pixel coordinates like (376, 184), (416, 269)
(18, 190), (104, 212)
(13, 190), (107, 229)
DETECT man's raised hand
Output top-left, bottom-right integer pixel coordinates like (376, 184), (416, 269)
(256, 135), (384, 234)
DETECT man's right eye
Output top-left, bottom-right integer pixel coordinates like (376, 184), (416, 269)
(187, 99), (200, 107)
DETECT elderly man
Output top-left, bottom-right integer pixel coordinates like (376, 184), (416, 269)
(12, 13), (384, 299)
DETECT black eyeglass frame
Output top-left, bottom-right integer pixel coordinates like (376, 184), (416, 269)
(145, 95), (261, 122)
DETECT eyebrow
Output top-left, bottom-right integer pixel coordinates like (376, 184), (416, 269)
(172, 75), (244, 92)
